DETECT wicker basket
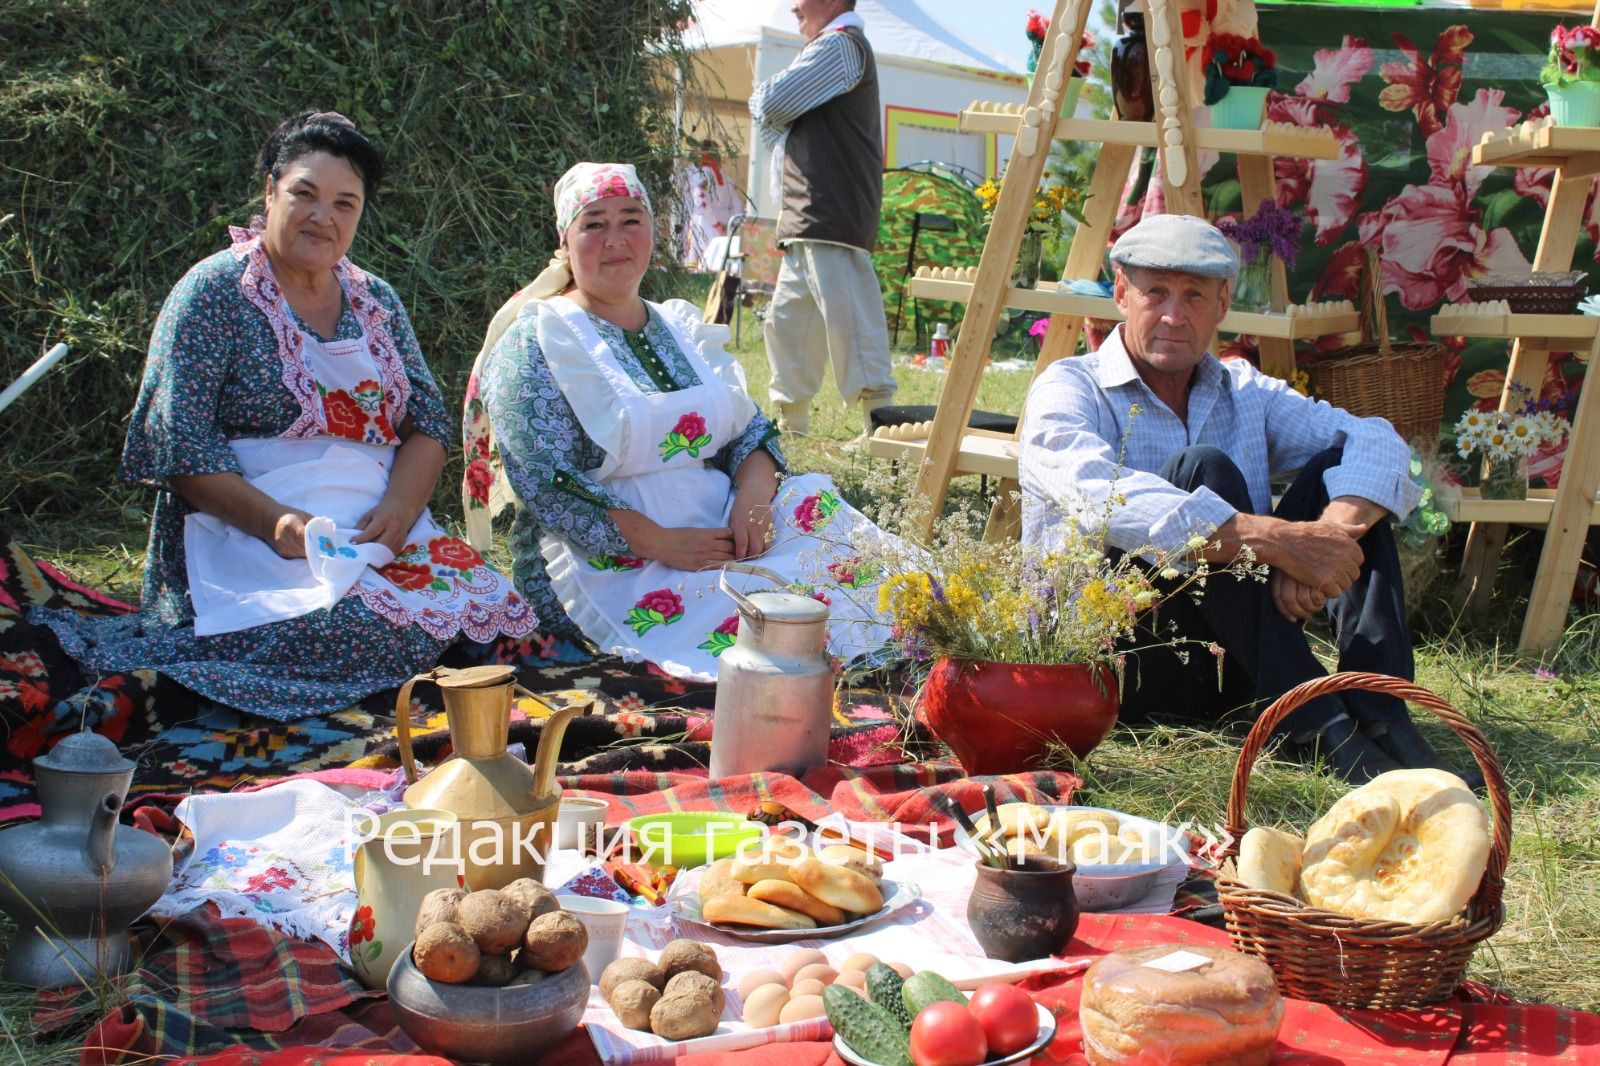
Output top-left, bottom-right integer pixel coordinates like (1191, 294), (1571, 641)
(1306, 249), (1446, 444)
(1216, 672), (1511, 1010)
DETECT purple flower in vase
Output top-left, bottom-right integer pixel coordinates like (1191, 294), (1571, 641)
(1216, 199), (1303, 268)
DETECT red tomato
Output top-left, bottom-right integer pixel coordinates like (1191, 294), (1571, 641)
(967, 983), (1039, 1057)
(909, 1000), (988, 1066)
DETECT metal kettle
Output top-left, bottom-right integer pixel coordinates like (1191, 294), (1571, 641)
(0, 732), (174, 988)
(708, 563), (834, 779)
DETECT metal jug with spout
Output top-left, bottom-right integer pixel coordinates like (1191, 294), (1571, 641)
(708, 563), (834, 779)
(395, 665), (586, 890)
(0, 732), (174, 988)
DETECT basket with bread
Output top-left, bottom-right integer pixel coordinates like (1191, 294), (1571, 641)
(1216, 672), (1511, 1010)
(670, 835), (919, 941)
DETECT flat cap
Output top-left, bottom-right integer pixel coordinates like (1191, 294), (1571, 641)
(1109, 213), (1240, 279)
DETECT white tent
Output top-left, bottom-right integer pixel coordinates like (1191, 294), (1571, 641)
(680, 0), (1030, 220)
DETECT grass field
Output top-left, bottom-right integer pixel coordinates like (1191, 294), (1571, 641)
(1, 315), (1596, 1063)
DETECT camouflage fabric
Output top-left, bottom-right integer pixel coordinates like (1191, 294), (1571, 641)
(873, 169), (985, 347)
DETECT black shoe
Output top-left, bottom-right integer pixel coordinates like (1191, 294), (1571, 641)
(1363, 718), (1486, 791)
(1287, 716), (1406, 785)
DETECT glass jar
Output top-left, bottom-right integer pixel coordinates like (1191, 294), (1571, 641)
(1232, 250), (1275, 313)
(1479, 454), (1530, 500)
(1012, 228), (1045, 290)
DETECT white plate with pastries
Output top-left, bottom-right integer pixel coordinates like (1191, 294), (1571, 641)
(968, 803), (1191, 911)
(668, 838), (923, 943)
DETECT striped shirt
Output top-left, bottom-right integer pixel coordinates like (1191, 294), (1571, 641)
(750, 25), (866, 150)
(1020, 326), (1423, 556)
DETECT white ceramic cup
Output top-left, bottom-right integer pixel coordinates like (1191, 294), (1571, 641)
(557, 894), (631, 983)
(556, 796), (609, 851)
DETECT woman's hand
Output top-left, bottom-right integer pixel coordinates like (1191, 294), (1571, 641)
(353, 498), (417, 557)
(611, 508), (734, 571)
(269, 508), (316, 560)
(729, 488), (775, 560)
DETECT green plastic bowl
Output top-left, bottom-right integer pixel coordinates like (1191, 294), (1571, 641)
(624, 813), (763, 868)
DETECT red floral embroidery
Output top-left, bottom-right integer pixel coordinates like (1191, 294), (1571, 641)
(673, 412), (707, 440)
(714, 615), (739, 636)
(465, 458), (494, 506)
(245, 866), (296, 893)
(378, 559), (433, 591)
(428, 537), (484, 571)
(322, 389), (368, 440)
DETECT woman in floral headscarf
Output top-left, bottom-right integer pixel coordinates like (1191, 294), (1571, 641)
(464, 162), (891, 681)
(32, 111), (536, 721)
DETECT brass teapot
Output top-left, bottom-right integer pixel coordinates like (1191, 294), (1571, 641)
(396, 665), (586, 890)
(0, 732), (173, 988)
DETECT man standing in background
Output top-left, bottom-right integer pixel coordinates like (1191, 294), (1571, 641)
(751, 0), (896, 437)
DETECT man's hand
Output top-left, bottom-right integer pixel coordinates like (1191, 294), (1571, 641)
(353, 498), (416, 557)
(1270, 518), (1368, 599)
(269, 509), (315, 560)
(1271, 569), (1329, 622)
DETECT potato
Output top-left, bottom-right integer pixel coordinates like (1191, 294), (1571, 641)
(650, 984), (721, 1040)
(414, 922), (480, 984)
(609, 979), (661, 1031)
(602, 957), (667, 1000)
(778, 994), (826, 1023)
(502, 878), (558, 923)
(457, 889), (529, 956)
(522, 910), (588, 972)
(741, 983), (790, 1028)
(413, 887), (466, 940)
(737, 968), (786, 998)
(471, 953), (518, 987)
(658, 939), (722, 983)
(664, 969), (726, 1014)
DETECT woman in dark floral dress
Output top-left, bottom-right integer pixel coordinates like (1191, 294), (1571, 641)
(34, 111), (534, 720)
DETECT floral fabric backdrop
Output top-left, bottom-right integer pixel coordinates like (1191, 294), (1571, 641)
(1217, 6), (1589, 485)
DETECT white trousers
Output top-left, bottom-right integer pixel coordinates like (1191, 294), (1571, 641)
(763, 240), (896, 409)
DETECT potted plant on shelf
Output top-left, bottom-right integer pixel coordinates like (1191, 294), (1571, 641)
(1215, 198), (1302, 314)
(1453, 385), (1570, 500)
(1202, 33), (1278, 129)
(837, 470), (1263, 775)
(1541, 25), (1600, 126)
(1026, 9), (1095, 117)
(974, 176), (1088, 289)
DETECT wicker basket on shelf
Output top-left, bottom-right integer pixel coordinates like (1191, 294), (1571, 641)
(1215, 672), (1511, 1011)
(1306, 249), (1446, 444)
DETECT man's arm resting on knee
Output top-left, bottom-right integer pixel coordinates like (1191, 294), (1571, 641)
(1203, 510), (1367, 600)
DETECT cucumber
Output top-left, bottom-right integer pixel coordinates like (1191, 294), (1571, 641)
(825, 984), (913, 1066)
(901, 971), (966, 1019)
(865, 963), (914, 1031)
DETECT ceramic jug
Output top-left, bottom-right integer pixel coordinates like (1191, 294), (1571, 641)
(348, 808), (460, 990)
(0, 732), (173, 988)
(396, 665), (586, 890)
(708, 563), (834, 779)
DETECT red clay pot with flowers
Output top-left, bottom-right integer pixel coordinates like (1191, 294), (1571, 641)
(921, 658), (1118, 774)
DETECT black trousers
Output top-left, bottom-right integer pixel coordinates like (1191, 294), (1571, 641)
(1117, 445), (1413, 737)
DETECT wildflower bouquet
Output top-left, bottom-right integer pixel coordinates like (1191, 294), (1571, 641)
(974, 177), (1089, 239)
(1201, 33), (1278, 105)
(1025, 9), (1094, 77)
(1541, 25), (1600, 88)
(1454, 385), (1569, 498)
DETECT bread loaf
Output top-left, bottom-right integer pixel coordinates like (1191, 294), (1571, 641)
(817, 843), (884, 882)
(1236, 827), (1305, 897)
(1300, 768), (1488, 924)
(698, 858), (746, 904)
(747, 879), (849, 926)
(790, 856), (883, 915)
(1080, 945), (1283, 1065)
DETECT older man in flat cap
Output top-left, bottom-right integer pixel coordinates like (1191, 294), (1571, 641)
(1020, 214), (1462, 785)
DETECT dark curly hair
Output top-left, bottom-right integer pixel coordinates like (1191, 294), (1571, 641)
(255, 110), (386, 201)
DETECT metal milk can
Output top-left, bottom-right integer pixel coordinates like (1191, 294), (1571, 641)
(709, 563), (834, 779)
(0, 732), (174, 988)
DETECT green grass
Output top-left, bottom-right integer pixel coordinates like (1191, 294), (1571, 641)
(1, 319), (1597, 1062)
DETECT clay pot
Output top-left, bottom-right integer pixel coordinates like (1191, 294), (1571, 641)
(966, 858), (1080, 963)
(920, 659), (1119, 774)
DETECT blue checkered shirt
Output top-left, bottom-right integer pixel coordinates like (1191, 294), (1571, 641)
(1019, 326), (1422, 556)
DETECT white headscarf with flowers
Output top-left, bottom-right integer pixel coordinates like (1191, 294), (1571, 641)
(461, 162), (653, 551)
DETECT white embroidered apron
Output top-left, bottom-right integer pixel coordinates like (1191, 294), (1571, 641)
(185, 322), (534, 642)
(538, 296), (892, 681)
